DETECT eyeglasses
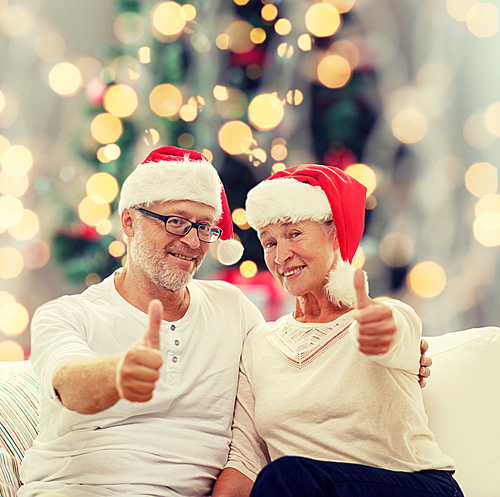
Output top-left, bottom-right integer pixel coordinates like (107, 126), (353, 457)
(134, 207), (223, 243)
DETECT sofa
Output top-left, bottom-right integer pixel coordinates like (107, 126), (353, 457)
(1, 327), (499, 497)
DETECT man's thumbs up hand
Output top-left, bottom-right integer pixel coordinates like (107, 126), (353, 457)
(115, 300), (164, 402)
(352, 269), (396, 355)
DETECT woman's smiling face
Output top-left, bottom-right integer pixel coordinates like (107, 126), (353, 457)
(258, 219), (339, 299)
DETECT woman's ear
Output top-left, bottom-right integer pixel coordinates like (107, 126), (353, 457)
(121, 209), (135, 237)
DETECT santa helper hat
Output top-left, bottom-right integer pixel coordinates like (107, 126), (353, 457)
(118, 146), (243, 265)
(245, 164), (368, 308)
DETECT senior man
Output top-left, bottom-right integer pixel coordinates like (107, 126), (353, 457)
(19, 147), (265, 497)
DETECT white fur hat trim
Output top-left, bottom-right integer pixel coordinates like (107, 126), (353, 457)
(118, 156), (223, 219)
(325, 259), (369, 309)
(246, 178), (332, 229)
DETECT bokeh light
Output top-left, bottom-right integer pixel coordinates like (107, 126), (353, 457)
(0, 247), (24, 279)
(182, 4), (197, 22)
(463, 112), (495, 149)
(407, 261), (447, 298)
(465, 162), (498, 197)
(1, 144), (33, 173)
(0, 302), (29, 336)
(271, 144), (288, 161)
(317, 55), (351, 88)
(351, 246), (365, 269)
(86, 172), (119, 203)
(391, 109), (428, 144)
(218, 120), (254, 155)
(90, 113), (123, 144)
(143, 128), (160, 146)
(379, 233), (415, 267)
(152, 1), (186, 37)
(277, 43), (294, 59)
(0, 5), (34, 37)
(226, 20), (254, 54)
(286, 89), (304, 105)
(248, 93), (284, 131)
(48, 62), (82, 97)
(345, 163), (377, 197)
(240, 260), (258, 278)
(329, 0), (356, 14)
(232, 208), (248, 228)
(103, 84), (138, 118)
(113, 12), (145, 44)
(275, 18), (292, 36)
(250, 27), (266, 44)
(416, 63), (453, 96)
(149, 84), (183, 117)
(484, 101), (500, 137)
(8, 209), (39, 240)
(177, 132), (194, 149)
(446, 0), (479, 22)
(138, 46), (151, 64)
(96, 218), (113, 236)
(261, 4), (278, 22)
(78, 196), (111, 226)
(0, 90), (5, 114)
(0, 195), (23, 227)
(109, 240), (126, 257)
(298, 34), (312, 51)
(35, 30), (66, 62)
(0, 169), (29, 197)
(0, 340), (24, 361)
(22, 240), (51, 270)
(305, 3), (341, 38)
(466, 3), (499, 38)
(85, 273), (101, 287)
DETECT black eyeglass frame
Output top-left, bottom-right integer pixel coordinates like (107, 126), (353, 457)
(133, 207), (223, 243)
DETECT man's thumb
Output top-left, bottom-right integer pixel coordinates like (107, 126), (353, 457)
(354, 268), (371, 309)
(143, 299), (163, 350)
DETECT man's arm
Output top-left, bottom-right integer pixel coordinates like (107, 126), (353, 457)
(53, 300), (163, 415)
(213, 468), (253, 497)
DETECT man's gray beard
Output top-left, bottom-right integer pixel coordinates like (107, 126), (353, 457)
(131, 223), (200, 292)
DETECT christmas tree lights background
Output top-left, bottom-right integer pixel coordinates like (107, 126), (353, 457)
(1, 0), (500, 360)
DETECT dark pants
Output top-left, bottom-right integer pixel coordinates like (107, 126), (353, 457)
(250, 457), (464, 497)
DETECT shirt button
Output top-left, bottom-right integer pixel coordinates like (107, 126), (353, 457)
(172, 356), (178, 363)
(174, 340), (180, 346)
(171, 325), (176, 331)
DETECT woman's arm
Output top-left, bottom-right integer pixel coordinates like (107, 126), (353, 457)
(213, 468), (253, 497)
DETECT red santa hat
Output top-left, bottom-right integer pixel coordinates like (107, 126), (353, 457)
(245, 164), (368, 307)
(119, 146), (243, 265)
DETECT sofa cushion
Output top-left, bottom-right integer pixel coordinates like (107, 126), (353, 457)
(423, 327), (500, 497)
(0, 370), (39, 496)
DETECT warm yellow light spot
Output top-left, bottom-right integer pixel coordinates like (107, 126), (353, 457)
(0, 169), (29, 197)
(277, 43), (294, 58)
(0, 247), (23, 279)
(179, 103), (198, 122)
(181, 4), (197, 21)
(218, 121), (254, 155)
(0, 96), (18, 127)
(251, 148), (267, 165)
(262, 4), (278, 21)
(113, 12), (145, 44)
(473, 212), (500, 246)
(447, 0), (479, 21)
(286, 89), (303, 106)
(240, 260), (258, 278)
(86, 172), (119, 204)
(465, 162), (498, 197)
(96, 218), (113, 235)
(0, 302), (28, 336)
(215, 33), (230, 50)
(8, 209), (39, 240)
(202, 149), (213, 162)
(391, 109), (428, 144)
(275, 18), (292, 36)
(250, 27), (266, 44)
(366, 195), (377, 210)
(138, 46), (151, 64)
(103, 84), (138, 118)
(272, 162), (287, 173)
(248, 93), (284, 131)
(379, 233), (415, 268)
(475, 194), (500, 217)
(226, 21), (254, 54)
(143, 128), (160, 146)
(0, 89), (5, 115)
(48, 62), (82, 97)
(0, 291), (15, 308)
(0, 195), (23, 227)
(78, 196), (111, 227)
(271, 144), (287, 161)
(0, 135), (9, 156)
(213, 85), (229, 101)
(104, 144), (121, 161)
(234, 0), (250, 5)
(0, 340), (24, 361)
(152, 2), (186, 36)
(90, 113), (123, 144)
(331, 40), (360, 70)
(85, 273), (101, 287)
(408, 261), (447, 298)
(467, 3), (499, 37)
(305, 3), (341, 38)
(178, 133), (194, 149)
(149, 84), (183, 117)
(1, 5), (34, 37)
(96, 147), (111, 164)
(1, 144), (33, 173)
(416, 63), (453, 96)
(298, 34), (312, 51)
(109, 240), (126, 258)
(345, 163), (377, 197)
(325, 0), (355, 14)
(351, 246), (365, 269)
(317, 54), (351, 89)
(484, 101), (500, 137)
(23, 239), (51, 269)
(232, 208), (247, 227)
(463, 113), (495, 149)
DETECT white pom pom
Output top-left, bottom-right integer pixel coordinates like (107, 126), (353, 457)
(217, 239), (244, 266)
(324, 260), (368, 308)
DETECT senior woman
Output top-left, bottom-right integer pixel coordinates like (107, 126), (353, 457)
(213, 165), (463, 497)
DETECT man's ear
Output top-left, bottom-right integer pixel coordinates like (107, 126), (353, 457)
(121, 208), (135, 237)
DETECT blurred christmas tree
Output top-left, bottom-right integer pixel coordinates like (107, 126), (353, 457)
(52, 0), (379, 286)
